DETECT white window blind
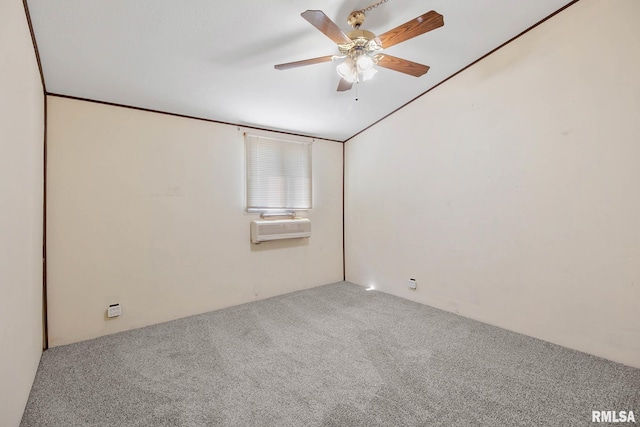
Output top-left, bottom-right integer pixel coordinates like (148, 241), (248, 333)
(245, 134), (312, 212)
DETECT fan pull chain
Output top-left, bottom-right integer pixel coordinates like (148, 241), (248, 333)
(349, 0), (389, 28)
(359, 0), (389, 13)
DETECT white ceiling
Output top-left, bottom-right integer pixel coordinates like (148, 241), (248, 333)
(27, 0), (575, 142)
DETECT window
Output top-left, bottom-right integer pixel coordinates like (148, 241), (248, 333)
(245, 134), (312, 212)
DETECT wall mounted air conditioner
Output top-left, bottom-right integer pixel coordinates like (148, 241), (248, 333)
(250, 218), (311, 244)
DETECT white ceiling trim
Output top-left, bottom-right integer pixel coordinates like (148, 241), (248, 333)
(27, 0), (578, 142)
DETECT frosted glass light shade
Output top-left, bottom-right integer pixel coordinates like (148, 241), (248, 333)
(361, 67), (377, 81)
(356, 55), (374, 72)
(337, 54), (378, 83)
(336, 58), (357, 83)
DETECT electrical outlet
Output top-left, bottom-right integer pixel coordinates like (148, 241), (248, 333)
(408, 278), (417, 290)
(107, 303), (121, 318)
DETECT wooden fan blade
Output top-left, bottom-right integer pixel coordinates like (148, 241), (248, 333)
(337, 78), (353, 92)
(378, 11), (444, 49)
(301, 10), (352, 45)
(376, 55), (430, 77)
(275, 55), (335, 70)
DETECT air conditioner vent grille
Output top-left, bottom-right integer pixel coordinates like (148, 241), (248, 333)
(250, 219), (311, 244)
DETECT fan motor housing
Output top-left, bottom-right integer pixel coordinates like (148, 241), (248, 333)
(346, 29), (376, 41)
(339, 30), (380, 55)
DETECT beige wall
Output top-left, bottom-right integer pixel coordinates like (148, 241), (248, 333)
(46, 97), (344, 346)
(0, 1), (45, 425)
(345, 0), (640, 368)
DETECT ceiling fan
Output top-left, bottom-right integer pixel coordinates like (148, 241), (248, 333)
(274, 8), (444, 92)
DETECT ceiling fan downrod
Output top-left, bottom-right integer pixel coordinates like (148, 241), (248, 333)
(347, 11), (366, 29)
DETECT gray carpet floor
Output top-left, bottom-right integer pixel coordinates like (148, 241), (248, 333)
(22, 282), (640, 426)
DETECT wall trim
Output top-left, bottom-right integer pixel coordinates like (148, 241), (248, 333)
(42, 96), (48, 349)
(26, 2), (580, 146)
(22, 0), (49, 350)
(343, 0), (581, 143)
(22, 0), (46, 93)
(46, 93), (344, 144)
(342, 143), (346, 281)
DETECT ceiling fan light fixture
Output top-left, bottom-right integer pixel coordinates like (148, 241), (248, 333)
(336, 58), (357, 83)
(275, 9), (444, 91)
(356, 55), (374, 72)
(361, 67), (378, 81)
(337, 53), (379, 84)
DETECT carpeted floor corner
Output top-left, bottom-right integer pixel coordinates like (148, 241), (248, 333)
(21, 281), (640, 426)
